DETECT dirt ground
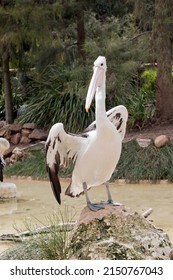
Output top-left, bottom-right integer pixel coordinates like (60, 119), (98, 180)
(125, 122), (173, 142)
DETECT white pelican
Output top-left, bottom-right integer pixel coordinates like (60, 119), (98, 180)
(46, 56), (128, 211)
(0, 138), (10, 182)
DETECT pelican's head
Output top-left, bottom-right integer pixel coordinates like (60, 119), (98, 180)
(85, 56), (107, 112)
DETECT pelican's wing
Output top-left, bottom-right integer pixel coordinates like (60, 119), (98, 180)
(0, 156), (5, 182)
(45, 123), (87, 204)
(85, 105), (128, 140)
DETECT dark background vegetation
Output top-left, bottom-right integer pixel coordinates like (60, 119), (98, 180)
(1, 0), (173, 132)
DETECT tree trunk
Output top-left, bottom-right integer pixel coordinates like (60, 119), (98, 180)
(154, 0), (173, 119)
(2, 45), (14, 124)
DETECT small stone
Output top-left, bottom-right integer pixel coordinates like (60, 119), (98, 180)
(5, 157), (11, 165)
(10, 148), (24, 163)
(136, 138), (152, 148)
(154, 135), (169, 148)
(12, 147), (23, 155)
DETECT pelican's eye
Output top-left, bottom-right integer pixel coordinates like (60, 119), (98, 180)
(101, 63), (103, 66)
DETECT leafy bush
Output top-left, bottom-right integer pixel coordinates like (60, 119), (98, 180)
(18, 65), (95, 132)
(126, 88), (155, 128)
(141, 69), (157, 94)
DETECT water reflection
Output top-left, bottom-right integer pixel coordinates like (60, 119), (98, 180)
(0, 198), (17, 216)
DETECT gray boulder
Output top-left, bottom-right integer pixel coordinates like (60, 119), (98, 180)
(68, 205), (172, 260)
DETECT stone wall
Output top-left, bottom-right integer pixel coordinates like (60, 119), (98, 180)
(0, 121), (48, 165)
(0, 121), (48, 146)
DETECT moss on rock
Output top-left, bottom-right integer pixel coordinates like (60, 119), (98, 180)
(68, 205), (172, 260)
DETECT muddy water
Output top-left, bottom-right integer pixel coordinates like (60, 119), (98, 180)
(0, 179), (173, 253)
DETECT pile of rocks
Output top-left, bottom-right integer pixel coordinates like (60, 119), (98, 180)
(0, 121), (48, 145)
(0, 121), (48, 165)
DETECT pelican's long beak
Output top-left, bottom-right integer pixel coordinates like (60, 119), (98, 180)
(85, 66), (103, 112)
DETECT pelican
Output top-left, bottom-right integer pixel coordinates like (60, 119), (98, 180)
(0, 138), (10, 182)
(46, 56), (128, 211)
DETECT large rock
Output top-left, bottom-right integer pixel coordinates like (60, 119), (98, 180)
(0, 183), (16, 199)
(68, 205), (172, 260)
(21, 129), (32, 137)
(22, 123), (37, 130)
(20, 135), (31, 144)
(0, 121), (7, 129)
(154, 135), (169, 148)
(10, 133), (21, 145)
(0, 125), (10, 139)
(29, 129), (48, 140)
(9, 124), (22, 132)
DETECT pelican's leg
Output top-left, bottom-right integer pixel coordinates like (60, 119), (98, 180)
(103, 182), (122, 206)
(83, 182), (105, 211)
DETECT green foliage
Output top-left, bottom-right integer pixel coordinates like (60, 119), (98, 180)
(18, 65), (95, 132)
(5, 142), (173, 182)
(116, 68), (157, 128)
(84, 12), (154, 128)
(125, 88), (155, 128)
(141, 69), (157, 94)
(0, 1), (158, 129)
(5, 150), (47, 179)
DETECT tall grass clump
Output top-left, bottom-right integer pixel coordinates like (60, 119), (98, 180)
(5, 150), (47, 179)
(113, 141), (173, 181)
(18, 64), (95, 133)
(0, 208), (75, 260)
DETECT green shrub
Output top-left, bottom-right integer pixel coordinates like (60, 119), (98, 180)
(18, 65), (95, 132)
(141, 69), (157, 94)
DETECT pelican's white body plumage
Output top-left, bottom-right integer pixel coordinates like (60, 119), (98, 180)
(0, 137), (10, 182)
(46, 56), (128, 210)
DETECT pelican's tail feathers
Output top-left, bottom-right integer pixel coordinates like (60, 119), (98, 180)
(65, 183), (84, 198)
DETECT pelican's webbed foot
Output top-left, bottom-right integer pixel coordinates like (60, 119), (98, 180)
(87, 202), (105, 212)
(83, 182), (105, 211)
(101, 200), (122, 206)
(103, 182), (122, 206)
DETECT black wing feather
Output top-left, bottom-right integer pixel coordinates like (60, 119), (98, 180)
(0, 157), (4, 182)
(46, 139), (61, 204)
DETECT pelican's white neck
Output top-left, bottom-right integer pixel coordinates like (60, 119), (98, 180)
(95, 72), (106, 127)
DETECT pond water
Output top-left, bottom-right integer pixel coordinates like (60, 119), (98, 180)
(0, 179), (173, 253)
